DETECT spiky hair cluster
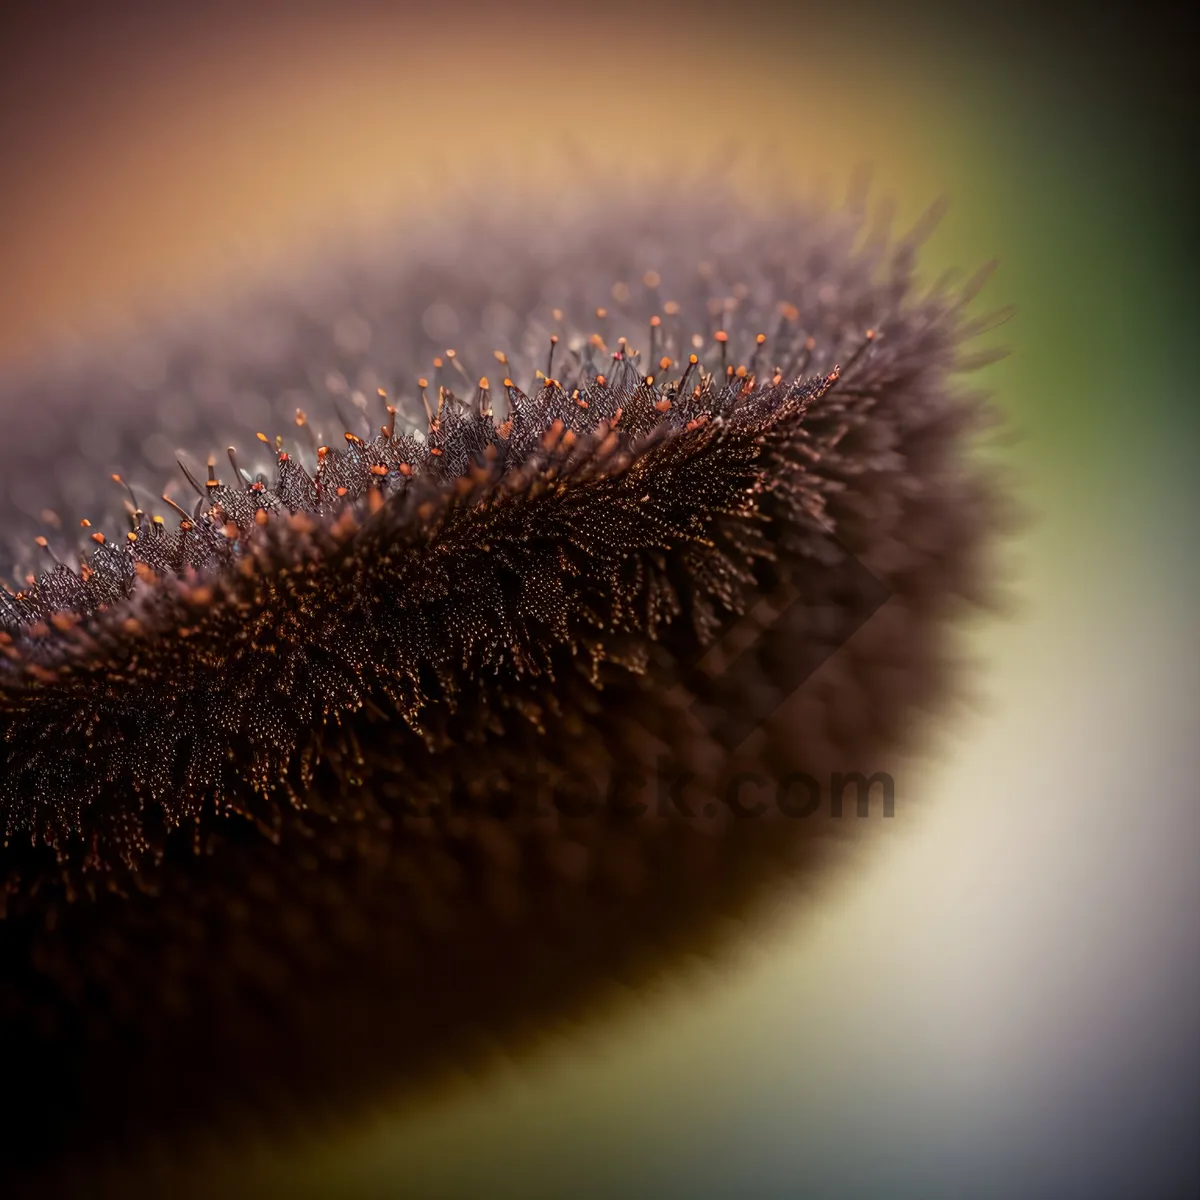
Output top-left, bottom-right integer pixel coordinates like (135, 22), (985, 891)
(0, 187), (1003, 1181)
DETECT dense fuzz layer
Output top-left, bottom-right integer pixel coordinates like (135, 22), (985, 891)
(0, 190), (1002, 1177)
(2, 361), (849, 890)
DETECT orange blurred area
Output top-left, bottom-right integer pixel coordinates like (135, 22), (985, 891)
(1, 4), (953, 361)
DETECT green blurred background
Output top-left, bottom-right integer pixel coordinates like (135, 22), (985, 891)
(2, 2), (1196, 1195)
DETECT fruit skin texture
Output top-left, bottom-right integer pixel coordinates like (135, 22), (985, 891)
(0, 189), (1001, 1175)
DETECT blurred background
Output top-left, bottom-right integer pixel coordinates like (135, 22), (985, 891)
(2, 1), (1196, 1196)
